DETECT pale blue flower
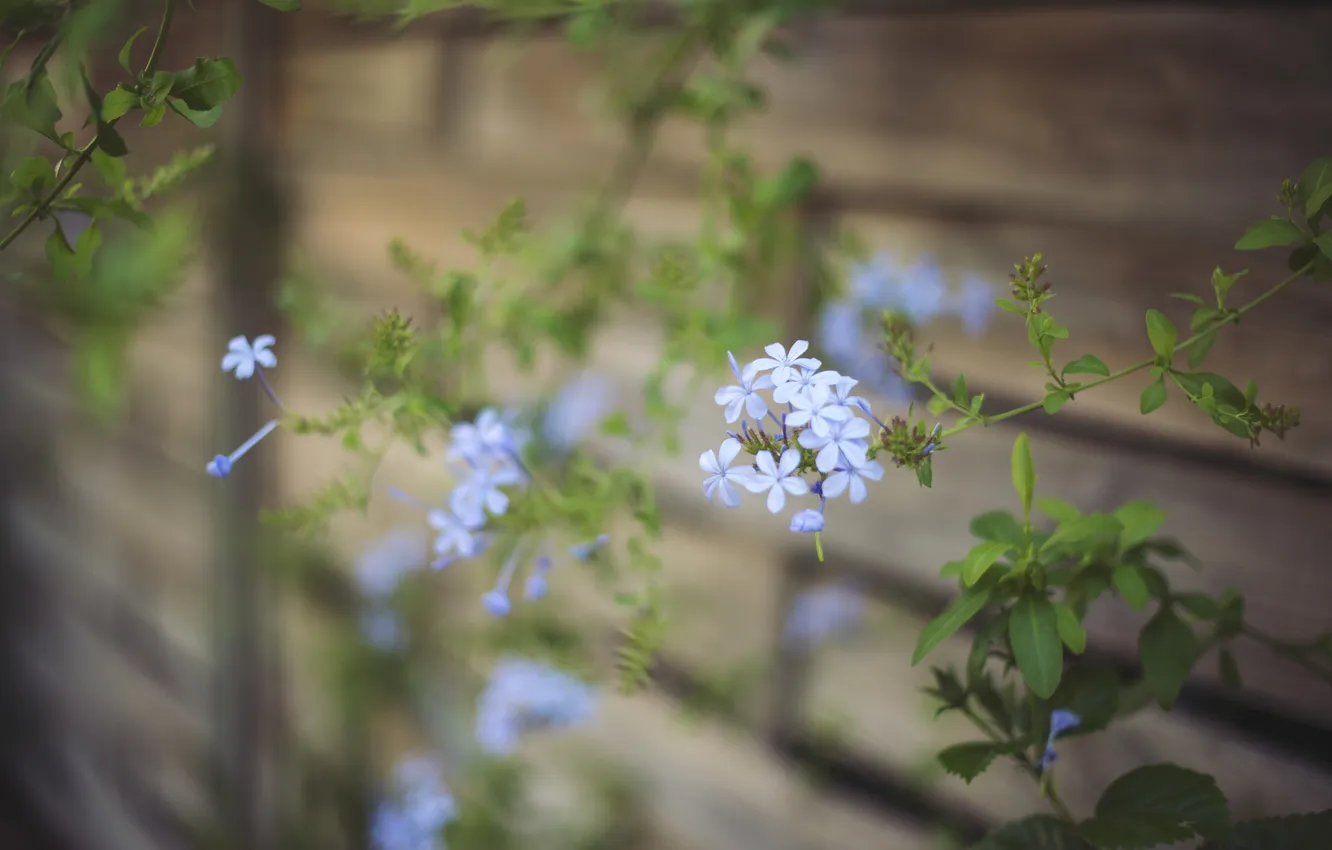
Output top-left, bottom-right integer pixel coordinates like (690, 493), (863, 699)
(741, 448), (808, 513)
(849, 254), (899, 309)
(828, 375), (871, 415)
(568, 534), (610, 561)
(447, 408), (523, 467)
(895, 258), (947, 324)
(818, 300), (864, 363)
(481, 546), (526, 617)
(748, 340), (821, 386)
(951, 273), (996, 336)
(449, 462), (522, 527)
(789, 507), (825, 534)
(475, 658), (597, 755)
(545, 372), (615, 450)
(772, 366), (841, 405)
(1040, 709), (1082, 770)
(524, 556), (552, 601)
(715, 351), (775, 423)
(799, 416), (870, 473)
(361, 608), (405, 652)
(783, 382), (849, 438)
(700, 437), (750, 508)
(428, 508), (486, 568)
(821, 460), (884, 504)
(221, 334), (277, 380)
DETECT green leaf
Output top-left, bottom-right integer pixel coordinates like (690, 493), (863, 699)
(168, 98), (224, 128)
(256, 0), (302, 8)
(1169, 291), (1206, 305)
(1011, 432), (1036, 520)
(118, 25), (149, 74)
(1009, 594), (1063, 698)
(1299, 157), (1332, 219)
(2, 75), (63, 144)
(1313, 232), (1332, 262)
(9, 155), (55, 193)
(1041, 513), (1122, 554)
(1234, 216), (1304, 250)
(74, 330), (128, 423)
(1050, 664), (1121, 735)
(1144, 310), (1178, 361)
(1042, 390), (1070, 414)
(1111, 565), (1150, 610)
(89, 148), (126, 190)
(1063, 354), (1110, 377)
(970, 510), (1026, 546)
(975, 816), (1092, 850)
(951, 372), (968, 407)
(936, 740), (1025, 784)
(1187, 330), (1217, 369)
(1201, 810), (1332, 850)
(1139, 606), (1198, 709)
(1036, 497), (1081, 523)
(911, 583), (994, 665)
(169, 57), (242, 112)
(1139, 378), (1167, 414)
(1053, 602), (1087, 654)
(1079, 764), (1230, 849)
(100, 87), (138, 122)
(1112, 501), (1166, 550)
(963, 541), (1014, 586)
(754, 157), (817, 207)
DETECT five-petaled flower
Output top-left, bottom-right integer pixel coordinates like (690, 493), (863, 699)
(742, 448), (809, 513)
(221, 334), (277, 380)
(700, 437), (751, 508)
(749, 340), (821, 386)
(799, 415), (871, 474)
(715, 351), (775, 423)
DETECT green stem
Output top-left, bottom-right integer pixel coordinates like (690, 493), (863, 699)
(0, 0), (176, 253)
(1242, 623), (1332, 686)
(938, 263), (1313, 439)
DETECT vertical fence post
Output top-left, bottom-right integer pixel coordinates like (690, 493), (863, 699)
(207, 3), (292, 849)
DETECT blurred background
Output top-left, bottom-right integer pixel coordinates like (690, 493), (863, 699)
(3, 1), (1332, 849)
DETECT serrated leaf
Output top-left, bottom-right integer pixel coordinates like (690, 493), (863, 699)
(912, 583), (993, 665)
(1009, 594), (1062, 698)
(1080, 764), (1230, 849)
(1201, 810), (1332, 850)
(1112, 500), (1166, 550)
(975, 815), (1092, 850)
(1053, 602), (1086, 654)
(963, 541), (1014, 586)
(1234, 216), (1304, 250)
(936, 740), (1025, 783)
(1139, 607), (1198, 709)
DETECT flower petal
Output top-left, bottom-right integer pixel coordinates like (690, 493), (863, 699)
(718, 437), (743, 467)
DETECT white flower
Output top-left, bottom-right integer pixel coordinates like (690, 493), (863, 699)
(783, 383), (849, 438)
(715, 351), (775, 423)
(772, 366), (841, 405)
(700, 437), (751, 508)
(748, 340), (821, 386)
(822, 460), (885, 504)
(799, 416), (871, 473)
(741, 448), (809, 513)
(221, 334), (276, 379)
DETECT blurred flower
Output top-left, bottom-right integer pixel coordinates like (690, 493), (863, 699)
(356, 528), (428, 598)
(784, 583), (864, 648)
(568, 534), (610, 562)
(951, 273), (997, 336)
(475, 658), (598, 755)
(544, 372), (616, 450)
(361, 609), (405, 652)
(894, 258), (947, 324)
(1040, 709), (1082, 770)
(370, 755), (458, 850)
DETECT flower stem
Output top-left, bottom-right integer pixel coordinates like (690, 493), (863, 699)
(939, 263), (1313, 440)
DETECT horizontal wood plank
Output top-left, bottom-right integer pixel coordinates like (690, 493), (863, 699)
(439, 11), (1332, 228)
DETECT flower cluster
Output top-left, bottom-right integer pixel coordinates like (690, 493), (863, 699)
(818, 253), (996, 403)
(207, 334), (284, 478)
(370, 755), (458, 850)
(705, 341), (933, 538)
(474, 657), (598, 755)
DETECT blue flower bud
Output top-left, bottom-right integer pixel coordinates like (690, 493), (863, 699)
(790, 508), (825, 533)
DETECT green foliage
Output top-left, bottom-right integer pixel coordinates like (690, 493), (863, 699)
(1079, 764), (1230, 849)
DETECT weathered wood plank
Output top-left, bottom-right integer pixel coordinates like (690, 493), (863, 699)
(581, 315), (1332, 728)
(444, 12), (1332, 228)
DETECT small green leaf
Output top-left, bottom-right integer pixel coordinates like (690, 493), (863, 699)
(1063, 353), (1110, 377)
(1144, 310), (1178, 361)
(970, 510), (1026, 545)
(100, 87), (138, 122)
(1080, 764), (1230, 849)
(1234, 216), (1304, 250)
(937, 740), (1026, 784)
(1112, 565), (1150, 610)
(1139, 378), (1167, 414)
(1042, 390), (1070, 414)
(1113, 501), (1166, 550)
(256, 0), (302, 9)
(1053, 602), (1087, 654)
(1011, 432), (1036, 520)
(1009, 594), (1063, 698)
(1299, 157), (1332, 219)
(118, 26), (149, 74)
(1313, 232), (1332, 262)
(169, 57), (242, 112)
(912, 583), (994, 665)
(1187, 330), (1217, 369)
(1139, 606), (1199, 709)
(1036, 497), (1081, 523)
(168, 99), (223, 128)
(996, 297), (1027, 315)
(2, 75), (63, 144)
(963, 541), (1014, 586)
(951, 372), (968, 407)
(1040, 514), (1122, 554)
